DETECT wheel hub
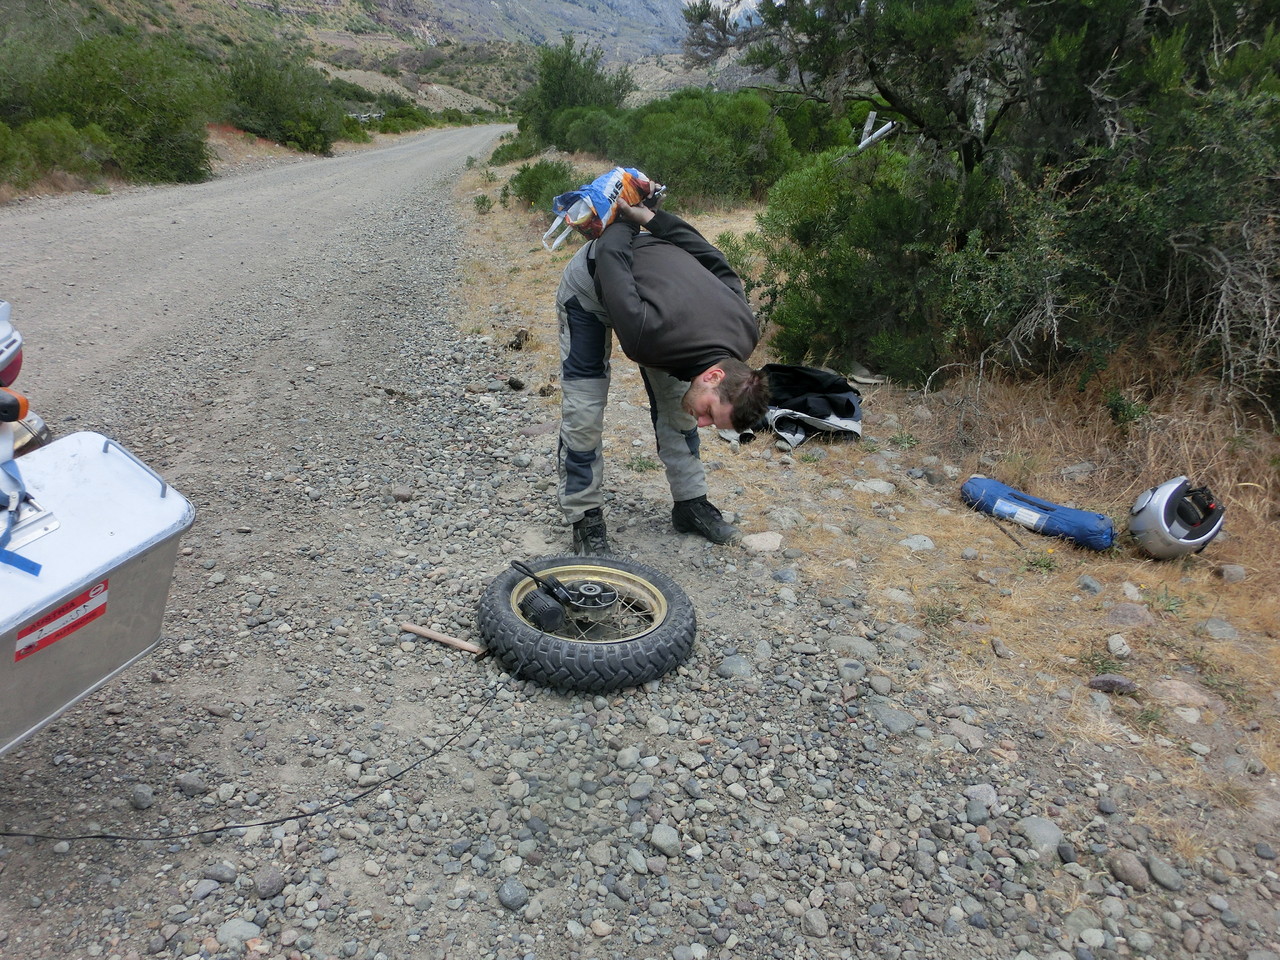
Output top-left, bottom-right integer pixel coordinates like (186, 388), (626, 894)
(563, 579), (619, 622)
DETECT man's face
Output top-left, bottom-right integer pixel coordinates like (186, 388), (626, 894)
(682, 372), (735, 429)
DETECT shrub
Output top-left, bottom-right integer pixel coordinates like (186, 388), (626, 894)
(490, 130), (540, 165)
(750, 146), (979, 381)
(35, 33), (216, 182)
(339, 115), (371, 143)
(613, 90), (797, 203)
(376, 105), (439, 134)
(508, 158), (575, 210)
(547, 105), (619, 155)
(0, 121), (36, 186)
(19, 116), (113, 178)
(517, 36), (633, 145)
(227, 44), (345, 154)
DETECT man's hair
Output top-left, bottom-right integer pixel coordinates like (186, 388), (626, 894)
(715, 357), (771, 432)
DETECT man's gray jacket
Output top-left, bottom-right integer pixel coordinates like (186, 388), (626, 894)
(591, 210), (759, 382)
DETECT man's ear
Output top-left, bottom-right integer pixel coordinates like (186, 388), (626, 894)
(702, 366), (725, 385)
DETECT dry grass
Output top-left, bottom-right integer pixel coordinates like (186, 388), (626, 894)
(451, 161), (1280, 804)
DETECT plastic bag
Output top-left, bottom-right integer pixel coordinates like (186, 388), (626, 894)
(542, 167), (665, 251)
(960, 475), (1116, 551)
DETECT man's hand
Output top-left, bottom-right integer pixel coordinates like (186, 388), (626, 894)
(616, 200), (655, 227)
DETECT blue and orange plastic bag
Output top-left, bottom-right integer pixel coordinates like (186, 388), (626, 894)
(542, 167), (665, 251)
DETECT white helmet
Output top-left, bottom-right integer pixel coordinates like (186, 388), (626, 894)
(1129, 476), (1224, 559)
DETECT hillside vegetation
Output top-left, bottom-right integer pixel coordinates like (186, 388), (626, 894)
(0, 0), (511, 194)
(490, 5), (1280, 425)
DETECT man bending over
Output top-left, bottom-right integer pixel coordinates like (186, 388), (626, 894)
(555, 200), (770, 555)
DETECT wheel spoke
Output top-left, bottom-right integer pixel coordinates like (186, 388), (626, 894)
(508, 561), (669, 644)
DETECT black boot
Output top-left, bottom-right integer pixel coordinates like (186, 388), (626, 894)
(672, 496), (741, 544)
(571, 507), (612, 555)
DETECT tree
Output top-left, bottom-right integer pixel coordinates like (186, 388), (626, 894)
(684, 0), (1280, 179)
(516, 36), (635, 145)
(690, 0), (1280, 403)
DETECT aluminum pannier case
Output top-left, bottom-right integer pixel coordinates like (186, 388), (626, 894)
(1, 431), (195, 755)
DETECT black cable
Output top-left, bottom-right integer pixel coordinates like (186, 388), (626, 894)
(0, 678), (497, 845)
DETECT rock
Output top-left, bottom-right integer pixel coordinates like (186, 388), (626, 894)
(1106, 634), (1132, 658)
(1147, 679), (1215, 708)
(742, 532), (783, 554)
(829, 635), (878, 659)
(1197, 617), (1238, 639)
(947, 719), (986, 751)
(852, 479), (896, 495)
(1216, 563), (1246, 583)
(1077, 575), (1103, 595)
(1147, 855), (1184, 891)
(965, 798), (990, 826)
(497, 878), (529, 911)
(1108, 850), (1150, 890)
(215, 919), (261, 950)
(203, 863), (238, 883)
(865, 703), (917, 736)
(1089, 674), (1137, 694)
(586, 840), (613, 867)
(650, 823), (681, 857)
(715, 655), (754, 679)
(1106, 604), (1155, 627)
(898, 534), (935, 551)
(176, 772), (209, 797)
(253, 866), (285, 899)
(1016, 816), (1064, 859)
(801, 908), (829, 937)
(130, 785), (155, 810)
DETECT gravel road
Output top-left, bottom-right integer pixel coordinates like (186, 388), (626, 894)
(1, 126), (1278, 960)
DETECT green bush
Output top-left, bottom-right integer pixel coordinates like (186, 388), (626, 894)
(771, 94), (856, 155)
(750, 145), (987, 381)
(546, 105), (620, 155)
(19, 116), (113, 178)
(508, 158), (575, 210)
(517, 36), (633, 145)
(0, 121), (36, 186)
(375, 104), (441, 134)
(35, 33), (216, 183)
(327, 76), (379, 106)
(607, 90), (797, 203)
(227, 44), (344, 154)
(339, 115), (371, 143)
(490, 130), (540, 165)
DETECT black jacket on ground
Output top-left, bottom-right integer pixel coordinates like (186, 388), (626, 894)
(593, 210), (758, 382)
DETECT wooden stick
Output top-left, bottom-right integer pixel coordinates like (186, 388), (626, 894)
(400, 622), (484, 655)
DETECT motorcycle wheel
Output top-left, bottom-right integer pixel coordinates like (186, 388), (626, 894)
(477, 555), (696, 693)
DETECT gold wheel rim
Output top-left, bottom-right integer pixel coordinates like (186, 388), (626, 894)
(509, 562), (669, 644)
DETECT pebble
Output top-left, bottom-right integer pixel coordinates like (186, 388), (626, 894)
(497, 878), (529, 911)
(1109, 850), (1151, 890)
(650, 823), (681, 857)
(1106, 634), (1132, 658)
(253, 866), (285, 899)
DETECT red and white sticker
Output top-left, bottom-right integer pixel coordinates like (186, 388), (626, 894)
(15, 580), (109, 662)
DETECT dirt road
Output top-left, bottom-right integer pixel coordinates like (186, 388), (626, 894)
(2, 125), (508, 404)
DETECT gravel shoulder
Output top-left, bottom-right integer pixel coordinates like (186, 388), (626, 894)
(1, 128), (1278, 960)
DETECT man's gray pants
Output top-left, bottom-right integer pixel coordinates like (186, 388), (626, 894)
(556, 245), (707, 523)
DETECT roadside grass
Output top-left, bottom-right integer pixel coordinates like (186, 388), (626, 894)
(453, 161), (1280, 800)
